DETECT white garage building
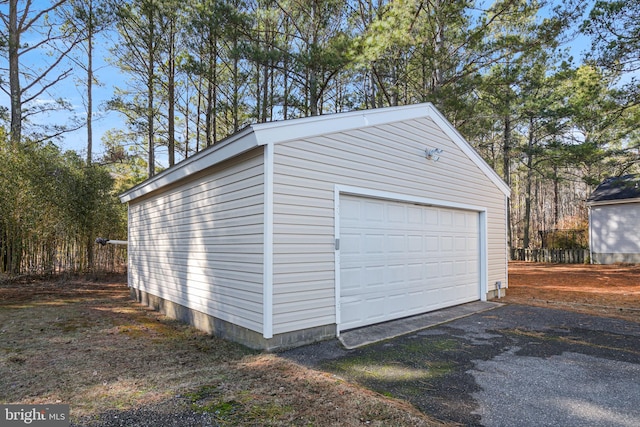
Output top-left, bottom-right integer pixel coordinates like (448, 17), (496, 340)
(120, 103), (510, 350)
(587, 174), (640, 264)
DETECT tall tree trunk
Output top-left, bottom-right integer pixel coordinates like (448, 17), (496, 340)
(184, 84), (189, 158)
(431, 0), (444, 97)
(196, 73), (203, 152)
(8, 0), (21, 144)
(553, 165), (560, 225)
(283, 58), (289, 119)
(86, 0), (94, 164)
(262, 63), (269, 121)
(390, 62), (398, 106)
(523, 117), (534, 248)
(309, 71), (319, 116)
(503, 112), (512, 248)
(232, 37), (240, 132)
(205, 30), (217, 146)
(167, 16), (176, 166)
(147, 4), (155, 178)
(255, 61), (261, 122)
(308, 2), (319, 116)
(205, 77), (213, 146)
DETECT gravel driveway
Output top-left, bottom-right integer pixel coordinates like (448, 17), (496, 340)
(282, 304), (640, 426)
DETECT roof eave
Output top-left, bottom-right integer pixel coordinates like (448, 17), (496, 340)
(120, 105), (432, 204)
(119, 102), (511, 203)
(119, 126), (258, 203)
(251, 103), (435, 145)
(423, 104), (511, 198)
(586, 197), (640, 207)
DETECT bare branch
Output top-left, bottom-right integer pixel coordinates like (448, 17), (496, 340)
(21, 39), (77, 96)
(18, 0), (68, 34)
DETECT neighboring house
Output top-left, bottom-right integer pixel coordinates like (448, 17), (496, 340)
(119, 103), (511, 350)
(587, 174), (640, 264)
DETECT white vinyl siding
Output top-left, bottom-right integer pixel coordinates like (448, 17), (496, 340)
(128, 149), (265, 333)
(590, 203), (640, 259)
(271, 117), (508, 334)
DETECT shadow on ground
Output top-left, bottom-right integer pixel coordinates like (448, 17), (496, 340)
(281, 304), (640, 427)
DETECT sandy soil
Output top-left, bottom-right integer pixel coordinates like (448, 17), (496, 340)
(504, 262), (640, 323)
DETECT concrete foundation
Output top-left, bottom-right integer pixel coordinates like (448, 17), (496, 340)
(486, 288), (507, 300)
(129, 288), (336, 351)
(591, 253), (640, 265)
(130, 287), (504, 351)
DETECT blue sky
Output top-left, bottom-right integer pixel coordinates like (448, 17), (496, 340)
(1, 0), (597, 165)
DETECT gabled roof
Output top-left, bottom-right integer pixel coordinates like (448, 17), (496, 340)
(120, 103), (510, 203)
(587, 174), (640, 205)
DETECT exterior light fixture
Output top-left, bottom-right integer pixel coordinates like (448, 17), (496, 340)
(425, 148), (443, 162)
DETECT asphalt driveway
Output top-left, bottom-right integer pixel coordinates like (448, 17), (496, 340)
(281, 304), (640, 426)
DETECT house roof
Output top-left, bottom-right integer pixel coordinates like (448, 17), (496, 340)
(120, 103), (511, 203)
(587, 174), (640, 205)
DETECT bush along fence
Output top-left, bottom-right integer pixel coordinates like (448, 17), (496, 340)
(511, 248), (590, 264)
(1, 237), (127, 277)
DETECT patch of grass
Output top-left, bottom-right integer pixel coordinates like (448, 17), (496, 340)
(423, 360), (456, 377)
(328, 359), (455, 384)
(194, 399), (240, 416)
(0, 277), (446, 426)
(185, 384), (293, 423)
(321, 336), (462, 416)
(401, 338), (459, 353)
(504, 328), (640, 356)
(326, 337), (460, 373)
(246, 402), (294, 420)
(183, 384), (221, 402)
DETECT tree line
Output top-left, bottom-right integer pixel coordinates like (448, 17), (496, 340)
(0, 128), (126, 274)
(0, 0), (639, 275)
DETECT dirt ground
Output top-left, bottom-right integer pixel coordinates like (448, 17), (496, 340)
(1, 263), (638, 426)
(504, 261), (640, 323)
(0, 275), (442, 426)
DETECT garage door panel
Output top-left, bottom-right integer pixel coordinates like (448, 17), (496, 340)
(425, 262), (440, 279)
(340, 195), (480, 331)
(408, 207), (423, 224)
(365, 266), (386, 287)
(365, 202), (384, 221)
(440, 261), (454, 277)
(340, 298), (362, 325)
(425, 236), (439, 251)
(364, 234), (385, 252)
(363, 297), (386, 323)
(454, 212), (468, 227)
(341, 267), (362, 293)
(387, 234), (406, 252)
(454, 260), (468, 274)
(341, 233), (361, 254)
(408, 291), (424, 310)
(408, 235), (422, 252)
(388, 205), (406, 222)
(441, 236), (454, 251)
(341, 199), (361, 219)
(455, 236), (468, 250)
(425, 209), (438, 225)
(408, 263), (422, 280)
(440, 210), (453, 226)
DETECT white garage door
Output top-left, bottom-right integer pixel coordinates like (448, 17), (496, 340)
(339, 195), (480, 331)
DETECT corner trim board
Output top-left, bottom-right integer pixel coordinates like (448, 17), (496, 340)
(263, 143), (274, 339)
